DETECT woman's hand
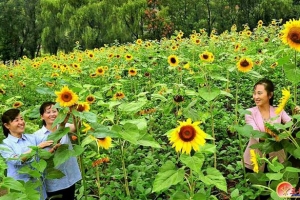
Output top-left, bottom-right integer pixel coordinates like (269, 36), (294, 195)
(38, 140), (54, 149)
(49, 143), (61, 153)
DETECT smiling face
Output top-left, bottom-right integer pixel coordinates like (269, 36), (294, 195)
(41, 105), (58, 126)
(4, 113), (25, 136)
(253, 84), (273, 107)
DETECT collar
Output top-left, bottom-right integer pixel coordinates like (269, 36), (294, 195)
(7, 134), (27, 143)
(41, 125), (51, 134)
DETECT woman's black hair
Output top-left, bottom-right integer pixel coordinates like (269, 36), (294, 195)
(1, 109), (21, 138)
(39, 101), (57, 126)
(254, 78), (275, 105)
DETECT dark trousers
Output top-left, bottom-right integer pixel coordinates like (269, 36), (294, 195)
(47, 184), (76, 200)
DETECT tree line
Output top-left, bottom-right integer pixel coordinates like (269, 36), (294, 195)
(0, 0), (299, 62)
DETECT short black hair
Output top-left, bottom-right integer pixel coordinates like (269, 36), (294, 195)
(1, 109), (21, 137)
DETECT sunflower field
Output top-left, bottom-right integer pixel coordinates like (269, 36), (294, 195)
(0, 18), (300, 200)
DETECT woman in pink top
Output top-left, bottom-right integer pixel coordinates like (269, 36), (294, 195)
(243, 78), (291, 172)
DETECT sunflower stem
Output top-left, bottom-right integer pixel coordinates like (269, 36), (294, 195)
(294, 50), (297, 106)
(120, 140), (130, 196)
(234, 74), (247, 183)
(73, 115), (88, 200)
(209, 102), (217, 168)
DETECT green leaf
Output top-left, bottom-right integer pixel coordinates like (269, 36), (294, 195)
(47, 127), (70, 142)
(152, 161), (185, 193)
(45, 168), (65, 179)
(199, 167), (227, 192)
(230, 188), (239, 198)
(180, 153), (205, 173)
(120, 118), (147, 130)
(119, 123), (140, 144)
(18, 165), (41, 178)
(265, 173), (283, 180)
(53, 144), (74, 167)
(193, 192), (207, 200)
(31, 160), (47, 172)
(0, 193), (24, 200)
(35, 87), (55, 95)
(285, 166), (300, 173)
(90, 123), (118, 138)
(137, 133), (161, 148)
(201, 144), (216, 154)
(2, 177), (24, 191)
(118, 100), (147, 113)
(198, 87), (220, 102)
(81, 135), (95, 147)
(283, 63), (300, 84)
(171, 191), (189, 200)
(151, 94), (167, 101)
(73, 145), (84, 156)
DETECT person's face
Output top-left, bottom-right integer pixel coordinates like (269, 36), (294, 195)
(41, 105), (58, 126)
(253, 84), (272, 107)
(4, 113), (25, 135)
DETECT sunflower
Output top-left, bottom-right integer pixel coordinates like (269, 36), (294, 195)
(234, 43), (240, 52)
(168, 55), (179, 67)
(270, 62), (278, 69)
(128, 68), (137, 76)
(13, 101), (23, 108)
(46, 82), (54, 87)
(275, 88), (291, 115)
(82, 122), (92, 133)
(96, 67), (105, 76)
(88, 52), (94, 58)
(250, 149), (259, 173)
(169, 118), (207, 155)
(86, 95), (96, 104)
(125, 54), (133, 61)
(236, 57), (253, 73)
(281, 19), (300, 51)
(18, 81), (26, 87)
(55, 86), (79, 107)
(76, 102), (90, 112)
(113, 92), (125, 100)
(97, 137), (112, 150)
(136, 39), (143, 45)
(199, 51), (214, 62)
(90, 73), (97, 78)
(51, 73), (59, 78)
(173, 95), (184, 103)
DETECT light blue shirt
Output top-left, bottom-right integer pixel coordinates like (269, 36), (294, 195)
(34, 125), (82, 192)
(0, 133), (47, 200)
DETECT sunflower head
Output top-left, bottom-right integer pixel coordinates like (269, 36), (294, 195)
(55, 86), (79, 107)
(169, 118), (207, 155)
(97, 137), (112, 150)
(86, 95), (96, 104)
(275, 88), (291, 115)
(250, 149), (259, 173)
(236, 57), (253, 73)
(125, 54), (133, 61)
(281, 19), (300, 51)
(76, 102), (90, 112)
(168, 55), (179, 67)
(13, 101), (23, 108)
(96, 67), (105, 75)
(128, 68), (137, 76)
(113, 92), (125, 100)
(199, 51), (214, 62)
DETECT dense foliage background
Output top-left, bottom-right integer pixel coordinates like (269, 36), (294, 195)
(0, 0), (300, 61)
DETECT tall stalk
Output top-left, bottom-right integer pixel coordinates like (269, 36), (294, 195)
(234, 75), (247, 182)
(120, 140), (130, 196)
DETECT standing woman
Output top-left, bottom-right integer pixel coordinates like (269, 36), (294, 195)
(0, 108), (53, 200)
(243, 78), (292, 172)
(34, 101), (81, 200)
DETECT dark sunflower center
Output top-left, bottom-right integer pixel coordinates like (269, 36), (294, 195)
(179, 125), (196, 142)
(98, 69), (103, 73)
(203, 54), (209, 59)
(171, 57), (176, 63)
(289, 28), (300, 43)
(240, 60), (249, 67)
(62, 93), (72, 102)
(87, 97), (94, 102)
(77, 105), (84, 112)
(130, 70), (135, 73)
